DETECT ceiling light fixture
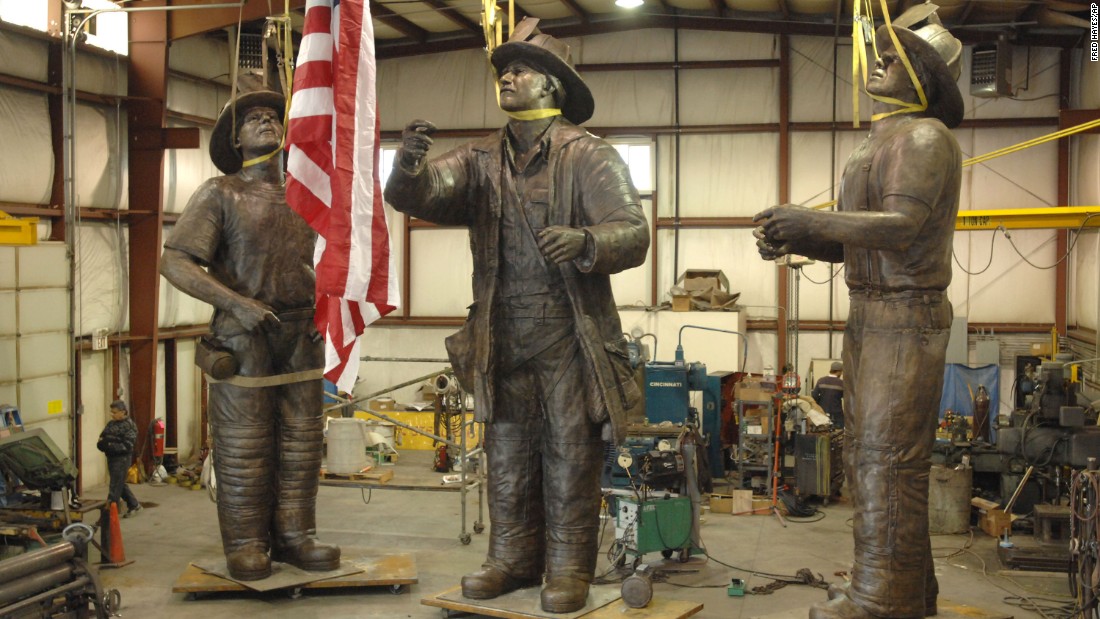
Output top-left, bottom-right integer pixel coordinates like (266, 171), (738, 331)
(615, 0), (644, 8)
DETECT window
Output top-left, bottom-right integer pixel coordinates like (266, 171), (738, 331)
(611, 139), (654, 194)
(81, 0), (128, 56)
(0, 0), (47, 31)
(0, 0), (129, 55)
(378, 145), (398, 190)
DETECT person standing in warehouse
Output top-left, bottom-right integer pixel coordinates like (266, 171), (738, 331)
(384, 18), (648, 614)
(812, 361), (845, 429)
(97, 400), (142, 518)
(754, 5), (964, 618)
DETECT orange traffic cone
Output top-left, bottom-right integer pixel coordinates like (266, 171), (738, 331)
(99, 502), (126, 564)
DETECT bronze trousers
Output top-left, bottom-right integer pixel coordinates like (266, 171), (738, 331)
(842, 291), (951, 618)
(485, 329), (605, 582)
(209, 319), (325, 559)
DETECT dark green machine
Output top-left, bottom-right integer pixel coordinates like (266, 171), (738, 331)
(612, 496), (697, 566)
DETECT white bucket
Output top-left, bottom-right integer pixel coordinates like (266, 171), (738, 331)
(326, 418), (370, 475)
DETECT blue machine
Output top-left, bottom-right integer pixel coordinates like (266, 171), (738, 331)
(642, 352), (726, 479)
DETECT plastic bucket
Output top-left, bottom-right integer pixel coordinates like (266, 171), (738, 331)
(327, 418), (369, 475)
(928, 464), (972, 534)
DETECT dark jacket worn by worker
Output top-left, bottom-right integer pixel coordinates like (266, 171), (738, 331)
(98, 418), (137, 458)
(383, 118), (649, 445)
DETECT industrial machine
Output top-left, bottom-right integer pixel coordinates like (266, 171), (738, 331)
(612, 495), (694, 567)
(931, 352), (1099, 572)
(0, 523), (119, 618)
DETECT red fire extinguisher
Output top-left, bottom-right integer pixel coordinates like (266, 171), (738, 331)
(152, 418), (166, 458)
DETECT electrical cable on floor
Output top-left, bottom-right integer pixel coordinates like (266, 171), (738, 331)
(930, 529), (974, 560)
(360, 487), (372, 504)
(946, 547), (1077, 619)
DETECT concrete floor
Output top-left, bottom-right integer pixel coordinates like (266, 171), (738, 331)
(87, 452), (1070, 619)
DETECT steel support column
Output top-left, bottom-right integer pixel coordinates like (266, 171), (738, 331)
(127, 3), (169, 472)
(1055, 48), (1072, 338)
(776, 35), (791, 373)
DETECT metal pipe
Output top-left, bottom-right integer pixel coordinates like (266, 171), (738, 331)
(0, 576), (92, 618)
(0, 564), (75, 606)
(0, 543), (75, 587)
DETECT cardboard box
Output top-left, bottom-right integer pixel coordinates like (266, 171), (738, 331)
(736, 380), (774, 403)
(369, 397), (397, 412)
(709, 490), (753, 514)
(671, 294), (692, 312)
(678, 269), (729, 293)
(972, 497), (1012, 537)
(1030, 342), (1053, 358)
(751, 498), (775, 513)
(745, 416), (770, 436)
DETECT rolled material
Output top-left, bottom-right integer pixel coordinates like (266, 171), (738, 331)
(0, 543), (75, 587)
(0, 564), (74, 606)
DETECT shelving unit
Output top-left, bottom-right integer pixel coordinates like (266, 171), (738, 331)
(734, 396), (776, 494)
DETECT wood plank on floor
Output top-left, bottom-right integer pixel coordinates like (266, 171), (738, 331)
(422, 585), (702, 618)
(172, 552), (417, 594)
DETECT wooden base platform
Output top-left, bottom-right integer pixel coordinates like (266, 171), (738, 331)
(750, 599), (1012, 619)
(422, 585), (703, 619)
(321, 469), (394, 484)
(173, 552), (417, 597)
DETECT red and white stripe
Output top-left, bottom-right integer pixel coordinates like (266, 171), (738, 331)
(286, 0), (399, 392)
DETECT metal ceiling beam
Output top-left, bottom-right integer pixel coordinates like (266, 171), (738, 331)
(376, 14), (841, 58)
(955, 206), (1100, 231)
(556, 0), (591, 23)
(168, 0), (306, 41)
(957, 0), (976, 24)
(708, 0), (723, 17)
(375, 12), (1079, 59)
(420, 0), (482, 34)
(776, 0), (789, 19)
(373, 3), (430, 43)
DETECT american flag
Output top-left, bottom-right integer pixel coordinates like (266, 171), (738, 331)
(286, 0), (399, 392)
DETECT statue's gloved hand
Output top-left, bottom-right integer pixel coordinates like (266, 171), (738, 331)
(753, 225), (788, 261)
(232, 297), (280, 332)
(753, 203), (814, 244)
(399, 119), (436, 172)
(537, 226), (587, 264)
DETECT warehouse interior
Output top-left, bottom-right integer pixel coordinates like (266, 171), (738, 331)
(0, 0), (1098, 617)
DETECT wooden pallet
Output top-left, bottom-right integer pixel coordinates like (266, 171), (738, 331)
(422, 585), (703, 619)
(320, 468), (394, 484)
(174, 552), (417, 596)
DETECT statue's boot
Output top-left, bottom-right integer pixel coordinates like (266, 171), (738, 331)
(461, 523), (543, 599)
(847, 451), (930, 618)
(215, 422), (275, 581)
(540, 525), (598, 613)
(828, 565), (938, 617)
(272, 417), (340, 571)
(810, 597), (881, 619)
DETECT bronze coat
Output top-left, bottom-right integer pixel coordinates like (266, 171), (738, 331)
(384, 120), (649, 444)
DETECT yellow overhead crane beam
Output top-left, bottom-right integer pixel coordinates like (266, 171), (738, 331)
(956, 206), (1100, 231)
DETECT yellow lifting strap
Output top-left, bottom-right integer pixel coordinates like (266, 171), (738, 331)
(241, 1), (296, 169)
(481, 0), (560, 121)
(812, 115), (1100, 210)
(851, 0), (928, 128)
